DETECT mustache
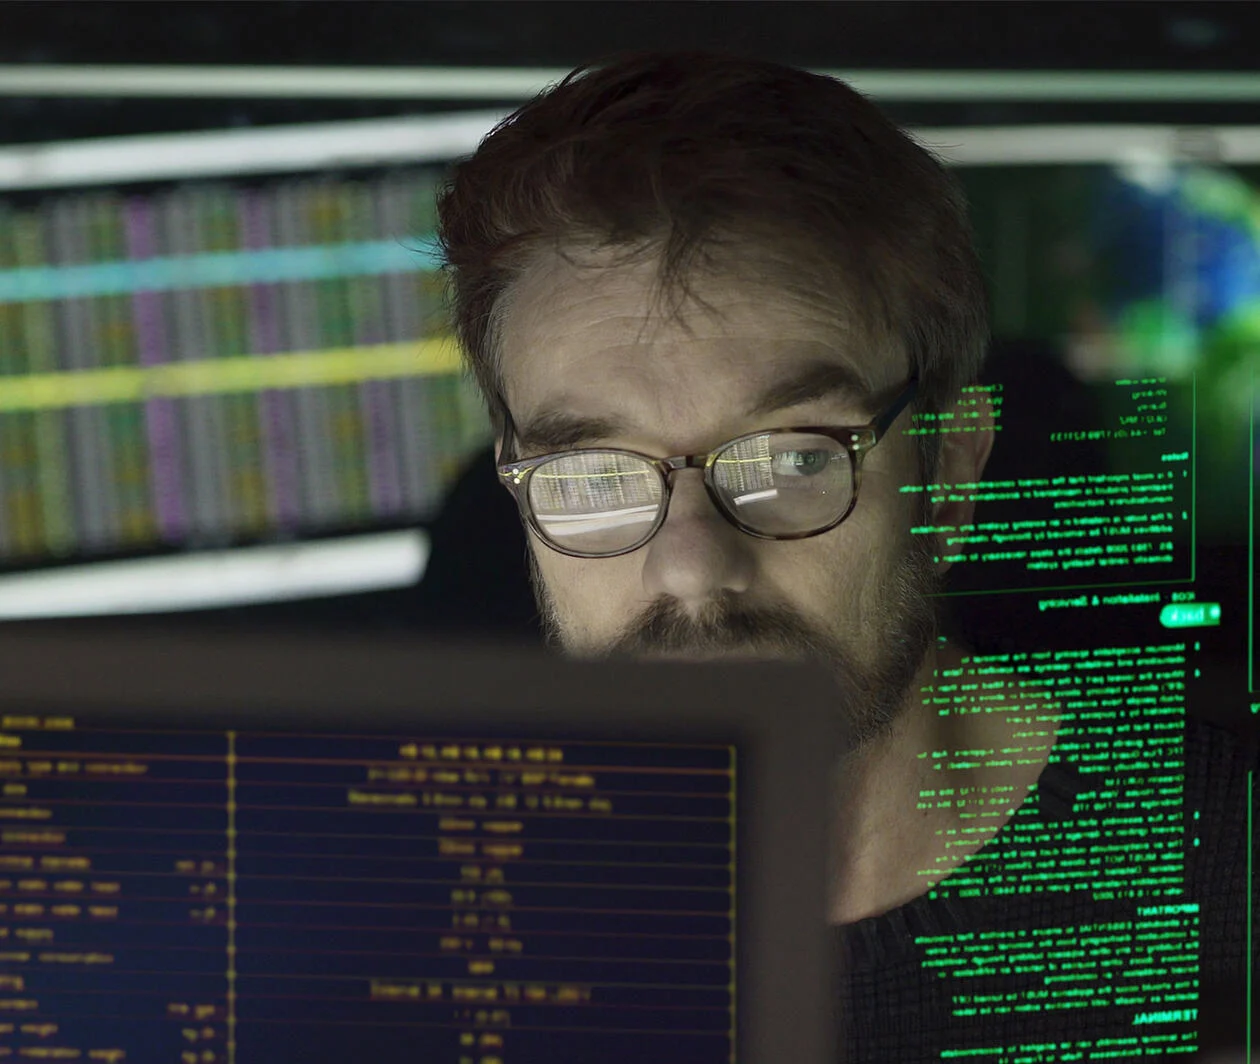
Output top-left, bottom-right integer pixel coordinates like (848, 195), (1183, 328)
(605, 592), (840, 659)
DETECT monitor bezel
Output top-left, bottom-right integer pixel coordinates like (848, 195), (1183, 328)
(0, 628), (844, 1064)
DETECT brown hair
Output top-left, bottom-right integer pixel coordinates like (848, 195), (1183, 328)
(435, 50), (989, 473)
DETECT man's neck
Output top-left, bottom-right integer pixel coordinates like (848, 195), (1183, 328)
(829, 639), (1060, 925)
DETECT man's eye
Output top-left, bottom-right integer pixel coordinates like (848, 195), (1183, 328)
(770, 449), (833, 477)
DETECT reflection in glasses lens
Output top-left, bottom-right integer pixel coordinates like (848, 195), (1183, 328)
(528, 451), (664, 555)
(525, 433), (856, 556)
(711, 433), (853, 537)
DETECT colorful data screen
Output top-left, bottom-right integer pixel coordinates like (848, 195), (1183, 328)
(0, 170), (490, 569)
(0, 716), (736, 1063)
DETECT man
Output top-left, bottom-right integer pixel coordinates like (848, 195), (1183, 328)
(434, 51), (1253, 1059)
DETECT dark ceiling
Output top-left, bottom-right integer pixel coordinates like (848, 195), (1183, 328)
(3, 1), (1259, 71)
(1, 2), (1259, 143)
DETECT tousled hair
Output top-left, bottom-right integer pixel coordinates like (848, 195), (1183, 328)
(435, 50), (990, 476)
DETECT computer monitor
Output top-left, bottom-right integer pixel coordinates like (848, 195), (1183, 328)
(0, 113), (505, 616)
(0, 630), (844, 1064)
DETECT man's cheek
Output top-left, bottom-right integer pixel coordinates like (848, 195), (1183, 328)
(538, 561), (611, 626)
(573, 573), (630, 624)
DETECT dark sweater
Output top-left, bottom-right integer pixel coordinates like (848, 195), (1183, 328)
(839, 717), (1257, 1060)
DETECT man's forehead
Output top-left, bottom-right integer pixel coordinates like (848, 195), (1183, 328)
(498, 243), (898, 406)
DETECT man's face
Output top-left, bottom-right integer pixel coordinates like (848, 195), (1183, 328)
(497, 245), (939, 742)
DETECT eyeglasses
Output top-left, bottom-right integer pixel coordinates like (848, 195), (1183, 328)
(497, 378), (918, 559)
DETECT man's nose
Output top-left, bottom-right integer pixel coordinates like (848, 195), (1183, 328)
(639, 470), (755, 603)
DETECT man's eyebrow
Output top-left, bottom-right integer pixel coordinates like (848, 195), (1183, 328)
(744, 360), (873, 419)
(513, 361), (873, 454)
(513, 408), (627, 454)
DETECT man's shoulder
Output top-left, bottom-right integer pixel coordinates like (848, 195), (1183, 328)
(1183, 713), (1258, 800)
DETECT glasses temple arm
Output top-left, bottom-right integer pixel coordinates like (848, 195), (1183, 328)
(496, 395), (520, 467)
(871, 377), (919, 439)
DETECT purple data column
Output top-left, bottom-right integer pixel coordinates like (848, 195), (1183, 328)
(376, 176), (430, 519)
(239, 190), (301, 532)
(123, 197), (186, 541)
(348, 182), (404, 520)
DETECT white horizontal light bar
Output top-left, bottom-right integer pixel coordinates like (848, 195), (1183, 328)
(0, 111), (511, 190)
(732, 489), (780, 507)
(3, 116), (1259, 192)
(0, 530), (429, 618)
(0, 65), (567, 100)
(913, 125), (1260, 166)
(847, 70), (1260, 103)
(543, 506), (658, 538)
(1, 65), (1260, 102)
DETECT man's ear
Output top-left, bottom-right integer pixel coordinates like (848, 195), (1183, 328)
(927, 388), (997, 575)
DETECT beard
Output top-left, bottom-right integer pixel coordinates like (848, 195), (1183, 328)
(528, 531), (941, 748)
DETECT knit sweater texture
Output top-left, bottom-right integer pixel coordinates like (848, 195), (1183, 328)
(839, 716), (1257, 1060)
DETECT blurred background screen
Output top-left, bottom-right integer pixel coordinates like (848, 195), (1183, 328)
(0, 5), (1251, 643)
(0, 3), (1254, 644)
(0, 132), (494, 615)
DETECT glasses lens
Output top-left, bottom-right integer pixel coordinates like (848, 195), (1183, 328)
(711, 433), (853, 535)
(527, 451), (664, 555)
